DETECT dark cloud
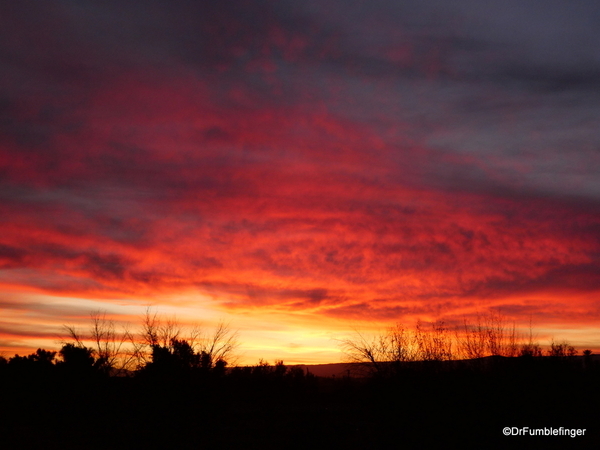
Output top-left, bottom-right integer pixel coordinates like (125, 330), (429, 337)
(466, 262), (600, 299)
(323, 302), (413, 321)
(0, 321), (62, 340)
(0, 245), (27, 267)
(0, 243), (130, 280)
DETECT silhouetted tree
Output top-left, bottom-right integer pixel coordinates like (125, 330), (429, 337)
(339, 329), (391, 376)
(31, 348), (56, 364)
(547, 340), (577, 358)
(340, 320), (454, 376)
(414, 320), (453, 362)
(63, 311), (135, 375)
(519, 342), (543, 358)
(518, 319), (542, 358)
(196, 321), (239, 369)
(139, 309), (238, 375)
(90, 311), (136, 373)
(58, 343), (96, 374)
(456, 312), (519, 359)
(6, 349), (57, 378)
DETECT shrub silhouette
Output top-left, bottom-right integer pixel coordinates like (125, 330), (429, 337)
(340, 312), (590, 378)
(8, 348), (56, 368)
(547, 340), (577, 358)
(58, 343), (97, 375)
(144, 338), (203, 376)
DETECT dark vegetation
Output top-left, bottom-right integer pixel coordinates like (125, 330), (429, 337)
(1, 311), (599, 449)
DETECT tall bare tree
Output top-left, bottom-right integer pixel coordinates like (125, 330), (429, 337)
(138, 308), (239, 371)
(63, 311), (136, 374)
(194, 320), (239, 369)
(90, 311), (137, 373)
(413, 320), (453, 362)
(339, 329), (392, 376)
(456, 311), (520, 359)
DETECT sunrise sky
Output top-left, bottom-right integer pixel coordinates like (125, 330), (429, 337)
(1, 1), (600, 364)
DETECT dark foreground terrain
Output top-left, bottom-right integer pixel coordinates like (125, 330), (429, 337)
(2, 356), (599, 449)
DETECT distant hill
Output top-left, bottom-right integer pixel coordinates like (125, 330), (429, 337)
(293, 362), (353, 377)
(291, 353), (600, 377)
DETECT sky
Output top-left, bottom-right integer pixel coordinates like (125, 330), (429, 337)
(1, 0), (600, 364)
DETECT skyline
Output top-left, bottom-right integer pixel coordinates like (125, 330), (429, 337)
(1, 1), (600, 364)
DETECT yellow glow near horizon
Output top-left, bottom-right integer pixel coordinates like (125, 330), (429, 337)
(2, 289), (600, 364)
